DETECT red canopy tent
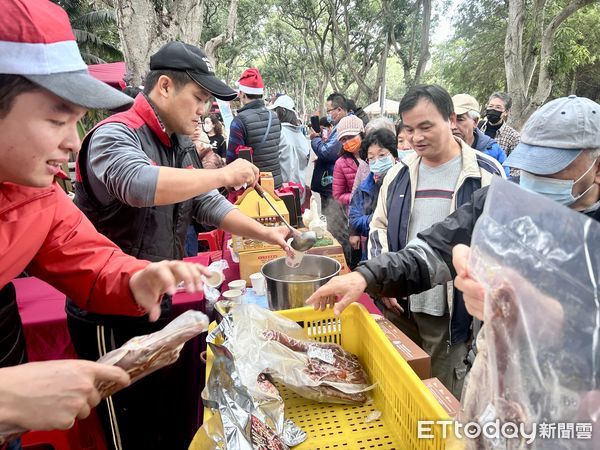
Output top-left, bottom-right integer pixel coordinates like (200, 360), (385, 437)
(88, 61), (126, 89)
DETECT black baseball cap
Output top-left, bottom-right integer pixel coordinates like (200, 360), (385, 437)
(150, 42), (237, 101)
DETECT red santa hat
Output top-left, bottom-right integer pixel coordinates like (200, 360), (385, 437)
(237, 68), (264, 95)
(0, 0), (132, 110)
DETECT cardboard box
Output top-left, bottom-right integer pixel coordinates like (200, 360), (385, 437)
(423, 377), (460, 418)
(372, 314), (431, 379)
(232, 185), (290, 253)
(237, 235), (349, 282)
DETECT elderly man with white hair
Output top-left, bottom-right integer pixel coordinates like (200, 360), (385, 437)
(451, 93), (509, 176)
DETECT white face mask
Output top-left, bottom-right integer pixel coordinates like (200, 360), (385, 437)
(369, 155), (395, 176)
(397, 149), (415, 160)
(519, 159), (597, 206)
(203, 121), (214, 133)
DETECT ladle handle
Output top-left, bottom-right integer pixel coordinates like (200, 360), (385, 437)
(254, 185), (294, 232)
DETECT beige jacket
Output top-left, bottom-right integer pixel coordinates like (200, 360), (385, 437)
(368, 138), (505, 256)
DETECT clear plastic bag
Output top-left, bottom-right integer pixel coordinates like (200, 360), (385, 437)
(199, 343), (304, 450)
(96, 309), (209, 397)
(211, 304), (374, 405)
(203, 259), (230, 315)
(460, 178), (600, 449)
(0, 310), (209, 445)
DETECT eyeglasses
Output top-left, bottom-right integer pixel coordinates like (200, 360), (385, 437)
(326, 107), (339, 113)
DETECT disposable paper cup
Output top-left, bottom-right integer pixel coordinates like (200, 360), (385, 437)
(222, 289), (243, 304)
(249, 272), (266, 295)
(202, 270), (224, 288)
(285, 238), (305, 268)
(228, 279), (247, 292)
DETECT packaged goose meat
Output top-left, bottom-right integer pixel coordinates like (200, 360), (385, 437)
(209, 304), (374, 405)
(96, 309), (209, 397)
(460, 179), (600, 449)
(0, 310), (209, 445)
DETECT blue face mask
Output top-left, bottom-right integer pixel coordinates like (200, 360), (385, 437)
(397, 149), (415, 160)
(369, 155), (395, 176)
(519, 160), (597, 206)
(326, 114), (333, 124)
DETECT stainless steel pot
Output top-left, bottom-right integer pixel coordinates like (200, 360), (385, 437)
(261, 255), (341, 310)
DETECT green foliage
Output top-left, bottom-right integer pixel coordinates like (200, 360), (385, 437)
(58, 0), (599, 121)
(429, 0), (600, 105)
(548, 3), (600, 99)
(53, 0), (122, 64)
(428, 0), (507, 104)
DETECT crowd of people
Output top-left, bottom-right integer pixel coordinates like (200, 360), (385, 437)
(1, 0), (599, 449)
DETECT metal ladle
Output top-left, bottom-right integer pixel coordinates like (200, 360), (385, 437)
(254, 184), (317, 252)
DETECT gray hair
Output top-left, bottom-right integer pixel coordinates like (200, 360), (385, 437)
(365, 117), (395, 135)
(588, 148), (600, 160)
(488, 91), (512, 111)
(467, 110), (480, 121)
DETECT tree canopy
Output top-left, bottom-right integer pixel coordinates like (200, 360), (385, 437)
(60, 0), (599, 125)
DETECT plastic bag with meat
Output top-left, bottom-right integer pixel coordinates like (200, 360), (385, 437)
(459, 179), (600, 449)
(0, 309), (209, 445)
(198, 342), (305, 450)
(96, 309), (209, 397)
(219, 304), (374, 405)
(261, 329), (369, 403)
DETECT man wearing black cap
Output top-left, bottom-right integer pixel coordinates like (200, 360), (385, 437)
(71, 41), (293, 450)
(0, 1), (220, 447)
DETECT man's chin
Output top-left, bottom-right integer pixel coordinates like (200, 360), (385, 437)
(11, 177), (54, 188)
(28, 177), (54, 187)
(22, 174), (55, 188)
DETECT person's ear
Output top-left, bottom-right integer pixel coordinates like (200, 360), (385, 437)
(593, 156), (600, 186)
(449, 112), (457, 128)
(157, 75), (172, 98)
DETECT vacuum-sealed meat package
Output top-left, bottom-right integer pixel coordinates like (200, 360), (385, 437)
(460, 178), (600, 449)
(209, 304), (373, 405)
(96, 309), (209, 397)
(199, 343), (304, 450)
(0, 310), (209, 445)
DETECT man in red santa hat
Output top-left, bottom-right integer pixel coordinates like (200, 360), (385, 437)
(226, 68), (283, 187)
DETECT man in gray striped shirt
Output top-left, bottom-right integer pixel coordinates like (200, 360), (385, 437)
(308, 85), (504, 399)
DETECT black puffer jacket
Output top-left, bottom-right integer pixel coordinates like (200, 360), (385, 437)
(235, 99), (283, 187)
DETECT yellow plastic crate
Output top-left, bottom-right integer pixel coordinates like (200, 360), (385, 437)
(195, 303), (454, 449)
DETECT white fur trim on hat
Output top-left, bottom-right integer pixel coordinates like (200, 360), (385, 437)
(0, 40), (87, 75)
(238, 84), (264, 95)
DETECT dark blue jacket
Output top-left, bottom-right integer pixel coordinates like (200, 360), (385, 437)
(310, 127), (341, 197)
(472, 128), (509, 176)
(349, 173), (380, 260)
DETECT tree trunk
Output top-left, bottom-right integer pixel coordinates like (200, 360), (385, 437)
(413, 0), (431, 85)
(570, 69), (578, 95)
(300, 66), (307, 119)
(113, 0), (163, 87)
(317, 78), (328, 116)
(386, 0), (431, 89)
(504, 0), (528, 129)
(372, 31), (390, 107)
(114, 0), (240, 87)
(505, 0), (595, 129)
(204, 0), (239, 65)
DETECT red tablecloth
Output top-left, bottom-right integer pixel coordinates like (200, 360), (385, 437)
(13, 254), (209, 450)
(14, 253), (210, 362)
